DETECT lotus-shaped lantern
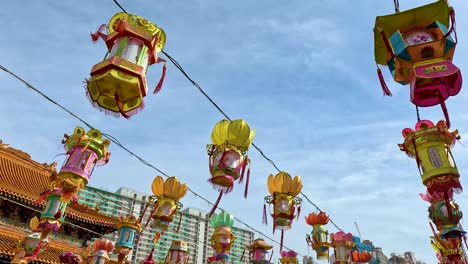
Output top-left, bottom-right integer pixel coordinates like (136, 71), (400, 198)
(331, 231), (354, 263)
(89, 239), (114, 264)
(352, 250), (373, 263)
(305, 212), (330, 260)
(280, 250), (298, 264)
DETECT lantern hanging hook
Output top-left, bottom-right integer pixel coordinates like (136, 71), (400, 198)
(416, 106), (421, 122)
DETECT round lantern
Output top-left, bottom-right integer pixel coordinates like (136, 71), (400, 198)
(149, 176), (187, 241)
(330, 231), (354, 264)
(246, 238), (273, 264)
(280, 250), (298, 264)
(209, 211), (235, 262)
(373, 0), (460, 124)
(87, 12), (166, 118)
(399, 120), (460, 195)
(207, 119), (255, 215)
(305, 212), (330, 260)
(52, 127), (111, 202)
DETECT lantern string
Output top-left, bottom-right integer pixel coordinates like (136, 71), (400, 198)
(416, 106), (421, 122)
(0, 64), (303, 256)
(112, 0), (128, 13)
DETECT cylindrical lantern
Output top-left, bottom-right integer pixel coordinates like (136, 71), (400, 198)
(88, 239), (114, 264)
(207, 119), (255, 215)
(39, 188), (70, 239)
(209, 211), (235, 262)
(115, 215), (141, 261)
(165, 240), (188, 264)
(305, 212), (330, 260)
(246, 238), (273, 263)
(53, 127), (111, 202)
(265, 172), (302, 230)
(87, 12), (166, 118)
(149, 176), (187, 237)
(330, 231), (354, 264)
(399, 120), (461, 195)
(280, 250), (298, 264)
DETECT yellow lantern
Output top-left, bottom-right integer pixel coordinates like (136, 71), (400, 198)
(87, 12), (166, 118)
(264, 172), (302, 250)
(149, 176), (187, 241)
(399, 120), (460, 196)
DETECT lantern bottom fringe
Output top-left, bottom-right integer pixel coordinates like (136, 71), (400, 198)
(208, 177), (234, 193)
(425, 176), (462, 196)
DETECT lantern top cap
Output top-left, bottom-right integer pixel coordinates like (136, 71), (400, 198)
(114, 214), (141, 231)
(246, 238), (273, 250)
(280, 250), (298, 258)
(210, 211), (235, 228)
(374, 0), (450, 65)
(267, 171), (302, 196)
(211, 119), (255, 153)
(151, 176), (188, 200)
(63, 126), (111, 160)
(305, 212), (329, 226)
(331, 231), (354, 242)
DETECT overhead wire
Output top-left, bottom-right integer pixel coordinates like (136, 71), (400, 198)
(0, 64), (300, 255)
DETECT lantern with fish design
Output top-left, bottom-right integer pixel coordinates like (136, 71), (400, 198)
(207, 119), (255, 216)
(399, 120), (460, 196)
(374, 0), (460, 125)
(305, 212), (330, 260)
(87, 12), (166, 118)
(264, 171), (302, 250)
(209, 211), (235, 262)
(149, 176), (187, 242)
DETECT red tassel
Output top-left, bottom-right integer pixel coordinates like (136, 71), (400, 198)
(280, 230), (284, 252)
(90, 24), (108, 43)
(239, 158), (247, 184)
(262, 204), (268, 225)
(269, 250), (274, 263)
(153, 63), (167, 94)
(33, 244), (42, 256)
(175, 212), (183, 233)
(377, 68), (392, 96)
(208, 191), (223, 217)
(244, 167), (250, 198)
(54, 210), (62, 219)
(438, 93), (451, 128)
(144, 202), (159, 231)
(115, 93), (130, 119)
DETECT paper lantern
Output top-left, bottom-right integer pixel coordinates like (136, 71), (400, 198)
(246, 238), (273, 264)
(209, 211), (235, 262)
(373, 0), (460, 124)
(330, 231), (354, 264)
(115, 214), (141, 261)
(352, 250), (373, 263)
(87, 12), (166, 118)
(280, 250), (298, 264)
(165, 240), (189, 264)
(207, 119), (255, 215)
(88, 239), (114, 264)
(305, 212), (330, 260)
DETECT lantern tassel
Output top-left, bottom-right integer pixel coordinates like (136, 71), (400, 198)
(280, 230), (284, 252)
(175, 212), (183, 233)
(208, 191), (223, 217)
(90, 24), (108, 43)
(153, 63), (167, 94)
(114, 93), (130, 119)
(144, 202), (159, 231)
(262, 203), (268, 225)
(377, 68), (392, 96)
(244, 166), (250, 198)
(239, 158), (247, 184)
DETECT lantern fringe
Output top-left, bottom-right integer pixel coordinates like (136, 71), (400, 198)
(377, 68), (392, 96)
(90, 24), (108, 43)
(153, 63), (166, 94)
(208, 191), (224, 217)
(208, 178), (234, 193)
(244, 167), (250, 198)
(262, 204), (268, 225)
(239, 159), (247, 184)
(84, 81), (122, 118)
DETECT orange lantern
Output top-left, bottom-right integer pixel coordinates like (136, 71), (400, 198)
(305, 212), (330, 260)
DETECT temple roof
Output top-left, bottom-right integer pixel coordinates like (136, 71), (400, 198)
(0, 142), (118, 228)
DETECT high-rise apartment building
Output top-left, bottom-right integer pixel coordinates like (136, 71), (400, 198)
(78, 186), (254, 264)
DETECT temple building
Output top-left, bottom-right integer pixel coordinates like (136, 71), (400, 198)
(0, 141), (119, 263)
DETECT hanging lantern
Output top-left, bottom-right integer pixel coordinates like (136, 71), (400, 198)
(59, 252), (83, 264)
(87, 12), (166, 118)
(330, 231), (354, 264)
(16, 217), (49, 261)
(50, 127), (111, 202)
(305, 212), (330, 260)
(351, 250), (373, 263)
(87, 239), (115, 264)
(280, 250), (298, 264)
(431, 232), (464, 264)
(246, 238), (274, 264)
(149, 176), (187, 241)
(399, 120), (460, 196)
(421, 190), (465, 239)
(115, 214), (141, 262)
(373, 0), (460, 124)
(264, 172), (302, 250)
(207, 119), (255, 215)
(38, 188), (70, 239)
(209, 211), (235, 262)
(165, 240), (189, 264)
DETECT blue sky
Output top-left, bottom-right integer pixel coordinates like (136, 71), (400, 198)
(2, 0), (468, 263)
